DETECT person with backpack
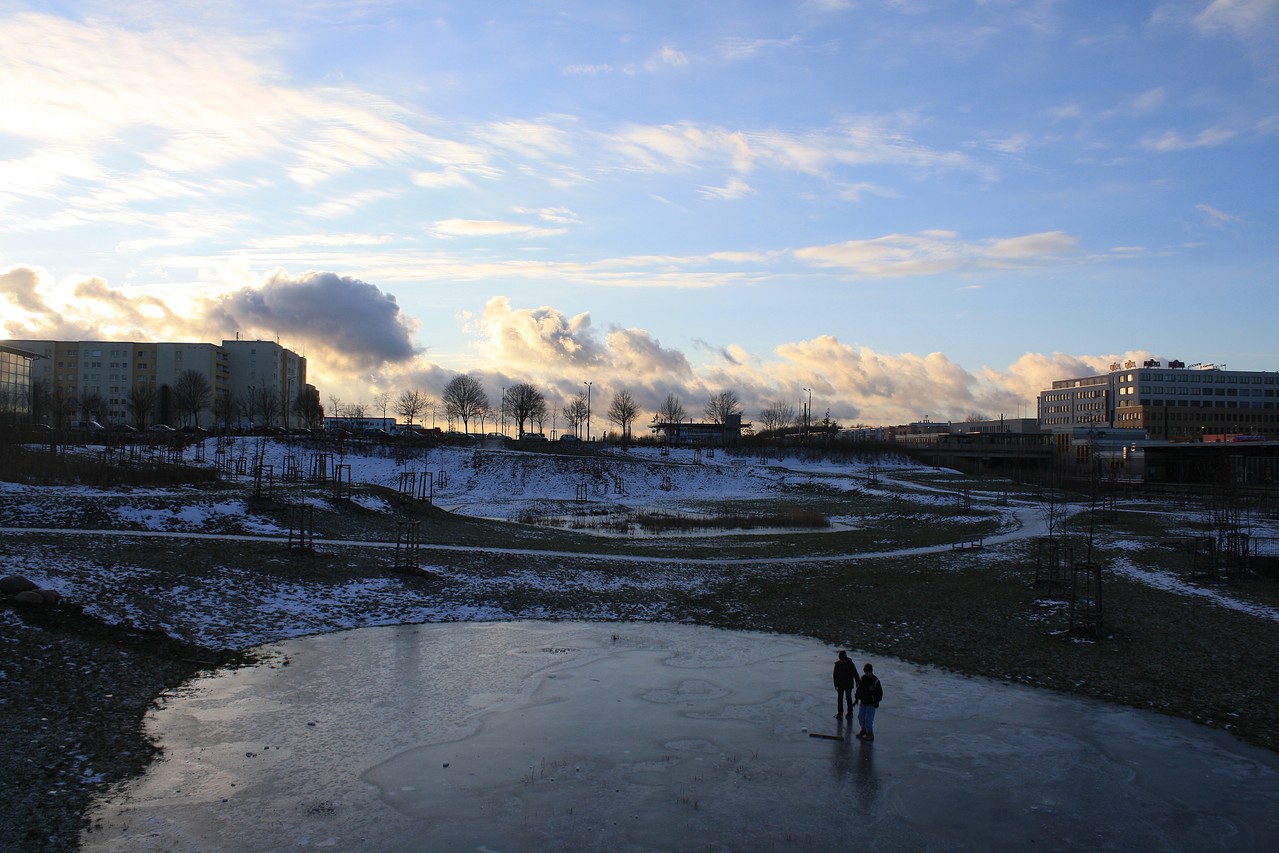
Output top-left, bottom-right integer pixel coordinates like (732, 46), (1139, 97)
(854, 662), (883, 741)
(832, 650), (860, 719)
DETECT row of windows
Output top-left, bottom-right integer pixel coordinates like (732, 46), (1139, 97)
(1134, 372), (1275, 385)
(1131, 387), (1274, 398)
(1120, 411), (1276, 423)
(1042, 389), (1105, 401)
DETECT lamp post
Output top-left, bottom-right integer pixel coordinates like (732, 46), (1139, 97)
(584, 381), (593, 441)
(247, 385), (255, 432)
(802, 387), (811, 437)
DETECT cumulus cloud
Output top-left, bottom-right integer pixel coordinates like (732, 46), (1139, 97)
(0, 266), (45, 314)
(1, 265), (193, 341)
(211, 271), (419, 370)
(458, 298), (1059, 427)
(4, 264), (421, 381)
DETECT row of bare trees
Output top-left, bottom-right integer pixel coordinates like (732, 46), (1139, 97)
(380, 379), (827, 442)
(28, 370), (325, 432)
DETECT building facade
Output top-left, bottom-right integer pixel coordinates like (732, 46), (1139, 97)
(0, 344), (38, 427)
(222, 340), (308, 429)
(1, 338), (304, 429)
(1038, 359), (1279, 441)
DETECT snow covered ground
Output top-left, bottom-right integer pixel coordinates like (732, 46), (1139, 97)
(3, 439), (1278, 651)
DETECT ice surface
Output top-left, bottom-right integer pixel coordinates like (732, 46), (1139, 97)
(82, 621), (1279, 852)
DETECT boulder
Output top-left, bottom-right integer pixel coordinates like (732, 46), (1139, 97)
(12, 590), (45, 606)
(38, 588), (63, 605)
(0, 575), (38, 595)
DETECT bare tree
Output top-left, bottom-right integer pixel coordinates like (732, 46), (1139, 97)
(442, 374), (488, 434)
(346, 400), (368, 433)
(174, 369), (212, 428)
(256, 385), (282, 429)
(563, 392), (589, 438)
(704, 390), (741, 424)
(374, 391), (391, 425)
(396, 389), (428, 427)
(129, 383), (159, 428)
(653, 393), (686, 440)
(77, 390), (103, 424)
(294, 388), (323, 430)
(607, 389), (640, 443)
(214, 392), (237, 430)
(504, 383), (547, 438)
(758, 399), (797, 434)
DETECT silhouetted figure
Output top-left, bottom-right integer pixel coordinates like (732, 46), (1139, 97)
(833, 650), (859, 718)
(855, 663), (883, 740)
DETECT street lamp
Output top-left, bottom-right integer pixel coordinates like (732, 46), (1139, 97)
(802, 387), (812, 435)
(584, 381), (593, 441)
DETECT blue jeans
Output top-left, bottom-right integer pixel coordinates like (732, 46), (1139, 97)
(857, 703), (877, 735)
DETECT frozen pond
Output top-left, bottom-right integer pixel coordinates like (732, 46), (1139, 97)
(82, 622), (1279, 851)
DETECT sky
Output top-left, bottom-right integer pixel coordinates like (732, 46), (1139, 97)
(1, 0), (1276, 428)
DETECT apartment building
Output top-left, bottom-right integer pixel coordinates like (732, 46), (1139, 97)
(222, 339), (308, 429)
(2, 338), (303, 428)
(1038, 359), (1279, 441)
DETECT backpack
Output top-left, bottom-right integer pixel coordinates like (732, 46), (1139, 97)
(867, 674), (883, 705)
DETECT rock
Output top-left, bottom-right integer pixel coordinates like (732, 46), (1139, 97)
(0, 576), (37, 595)
(12, 590), (45, 606)
(38, 589), (62, 605)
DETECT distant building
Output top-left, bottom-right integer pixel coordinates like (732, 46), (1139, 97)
(651, 413), (748, 444)
(1, 338), (308, 429)
(1038, 359), (1279, 442)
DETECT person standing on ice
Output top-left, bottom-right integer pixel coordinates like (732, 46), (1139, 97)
(833, 650), (859, 718)
(855, 663), (883, 740)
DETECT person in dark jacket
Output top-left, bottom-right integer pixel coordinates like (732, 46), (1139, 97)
(832, 651), (859, 718)
(855, 663), (882, 740)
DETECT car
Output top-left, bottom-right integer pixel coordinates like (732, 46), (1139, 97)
(148, 424), (177, 433)
(71, 420), (105, 431)
(108, 423), (137, 432)
(558, 434), (580, 442)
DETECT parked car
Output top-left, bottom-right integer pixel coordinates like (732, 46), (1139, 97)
(148, 424), (177, 433)
(558, 434), (580, 442)
(108, 423), (137, 432)
(71, 420), (105, 432)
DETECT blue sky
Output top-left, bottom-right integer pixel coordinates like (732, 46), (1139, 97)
(1, 0), (1276, 427)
